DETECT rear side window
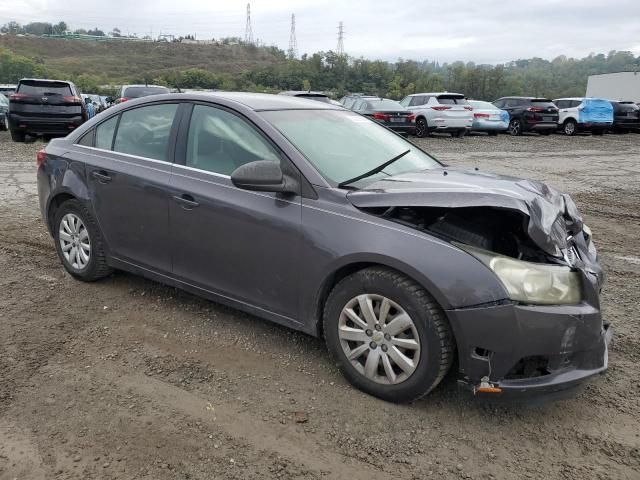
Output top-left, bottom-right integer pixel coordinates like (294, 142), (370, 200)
(77, 130), (94, 147)
(409, 96), (426, 107)
(113, 104), (178, 161)
(96, 115), (119, 150)
(18, 81), (71, 96)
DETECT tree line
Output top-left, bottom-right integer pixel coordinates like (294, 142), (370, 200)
(1, 27), (639, 101)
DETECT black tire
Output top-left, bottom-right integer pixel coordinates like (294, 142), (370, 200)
(592, 130), (604, 136)
(455, 129), (466, 138)
(415, 117), (429, 138)
(508, 118), (522, 136)
(487, 131), (499, 136)
(53, 199), (112, 282)
(10, 129), (25, 142)
(323, 267), (455, 403)
(538, 130), (552, 136)
(0, 115), (8, 131)
(563, 119), (577, 136)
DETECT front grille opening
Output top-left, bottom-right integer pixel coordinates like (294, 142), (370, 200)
(505, 356), (551, 380)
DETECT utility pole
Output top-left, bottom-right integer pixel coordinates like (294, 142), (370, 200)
(245, 3), (254, 45)
(288, 14), (298, 59)
(336, 21), (345, 56)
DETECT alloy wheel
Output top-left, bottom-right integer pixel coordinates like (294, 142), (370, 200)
(415, 118), (427, 138)
(508, 119), (521, 136)
(564, 121), (576, 136)
(59, 213), (91, 270)
(338, 294), (421, 385)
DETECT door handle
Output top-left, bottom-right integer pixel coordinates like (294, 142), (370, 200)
(91, 170), (112, 183)
(173, 194), (200, 209)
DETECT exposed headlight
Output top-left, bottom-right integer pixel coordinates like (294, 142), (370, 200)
(458, 244), (582, 305)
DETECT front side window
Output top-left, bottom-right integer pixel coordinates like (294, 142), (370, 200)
(112, 104), (178, 161)
(95, 115), (119, 150)
(186, 105), (280, 176)
(261, 109), (439, 187)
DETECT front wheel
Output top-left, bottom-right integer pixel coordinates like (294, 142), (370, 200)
(323, 268), (455, 403)
(508, 119), (522, 136)
(53, 199), (112, 281)
(0, 115), (8, 131)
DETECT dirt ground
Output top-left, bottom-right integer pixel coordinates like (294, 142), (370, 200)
(0, 130), (639, 480)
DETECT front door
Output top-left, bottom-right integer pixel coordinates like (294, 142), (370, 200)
(168, 104), (302, 320)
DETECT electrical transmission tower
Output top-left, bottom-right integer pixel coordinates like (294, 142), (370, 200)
(245, 3), (254, 45)
(336, 21), (345, 56)
(288, 14), (298, 59)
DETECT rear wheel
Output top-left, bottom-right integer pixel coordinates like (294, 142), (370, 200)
(53, 199), (112, 282)
(508, 118), (522, 136)
(487, 131), (499, 136)
(323, 267), (455, 403)
(454, 129), (466, 138)
(0, 115), (8, 131)
(10, 129), (25, 142)
(563, 120), (577, 136)
(415, 118), (429, 138)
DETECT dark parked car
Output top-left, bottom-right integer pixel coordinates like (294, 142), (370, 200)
(8, 78), (86, 142)
(350, 97), (415, 135)
(0, 93), (8, 131)
(37, 92), (611, 403)
(493, 97), (559, 136)
(116, 84), (170, 104)
(278, 91), (332, 103)
(340, 94), (379, 109)
(610, 101), (640, 132)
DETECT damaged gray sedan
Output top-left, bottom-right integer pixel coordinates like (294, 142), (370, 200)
(37, 93), (611, 403)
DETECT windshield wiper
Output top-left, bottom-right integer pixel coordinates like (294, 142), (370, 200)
(338, 149), (411, 188)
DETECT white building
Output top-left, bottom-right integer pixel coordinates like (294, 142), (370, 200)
(586, 71), (640, 103)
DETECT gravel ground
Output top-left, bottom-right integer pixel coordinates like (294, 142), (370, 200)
(0, 130), (639, 480)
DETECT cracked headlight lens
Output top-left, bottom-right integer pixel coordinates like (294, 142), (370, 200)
(458, 244), (582, 305)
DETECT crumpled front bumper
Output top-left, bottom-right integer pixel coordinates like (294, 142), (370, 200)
(446, 286), (611, 401)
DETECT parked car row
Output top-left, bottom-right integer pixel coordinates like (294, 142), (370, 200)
(338, 92), (640, 138)
(4, 77), (639, 142)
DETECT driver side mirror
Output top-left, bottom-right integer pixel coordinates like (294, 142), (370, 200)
(231, 161), (299, 194)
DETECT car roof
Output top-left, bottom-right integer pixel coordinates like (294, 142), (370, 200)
(279, 91), (328, 96)
(123, 92), (342, 111)
(18, 78), (74, 85)
(409, 92), (465, 97)
(122, 84), (169, 89)
(497, 96), (550, 100)
(553, 97), (586, 101)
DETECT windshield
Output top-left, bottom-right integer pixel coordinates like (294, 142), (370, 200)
(123, 86), (169, 98)
(261, 109), (440, 187)
(366, 99), (405, 110)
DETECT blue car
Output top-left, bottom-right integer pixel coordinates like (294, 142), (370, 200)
(468, 100), (509, 135)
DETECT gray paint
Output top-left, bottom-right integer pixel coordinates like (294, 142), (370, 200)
(38, 92), (609, 396)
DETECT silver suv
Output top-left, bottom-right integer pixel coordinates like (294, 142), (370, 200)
(400, 92), (473, 137)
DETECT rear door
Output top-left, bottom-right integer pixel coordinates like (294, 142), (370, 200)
(168, 103), (302, 320)
(10, 80), (84, 124)
(82, 102), (182, 273)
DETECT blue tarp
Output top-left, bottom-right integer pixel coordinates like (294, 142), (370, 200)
(500, 109), (510, 123)
(578, 98), (613, 124)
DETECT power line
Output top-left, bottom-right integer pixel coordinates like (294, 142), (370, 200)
(287, 13), (297, 59)
(336, 21), (345, 56)
(244, 3), (253, 45)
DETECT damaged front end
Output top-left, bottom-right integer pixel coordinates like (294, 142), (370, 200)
(349, 168), (611, 400)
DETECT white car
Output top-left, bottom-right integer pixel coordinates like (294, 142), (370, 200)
(553, 97), (613, 136)
(399, 92), (473, 137)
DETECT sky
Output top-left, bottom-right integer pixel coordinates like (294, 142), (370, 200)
(1, 0), (640, 64)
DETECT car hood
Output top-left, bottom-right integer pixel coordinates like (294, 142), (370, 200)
(347, 167), (583, 258)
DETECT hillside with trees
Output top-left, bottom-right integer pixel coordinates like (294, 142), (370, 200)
(1, 25), (638, 100)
